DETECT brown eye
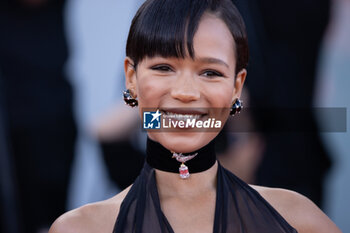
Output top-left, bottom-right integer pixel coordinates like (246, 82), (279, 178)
(201, 70), (223, 78)
(151, 65), (173, 72)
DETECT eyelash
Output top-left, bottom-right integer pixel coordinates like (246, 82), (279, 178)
(150, 65), (224, 78)
(150, 65), (173, 72)
(201, 70), (224, 78)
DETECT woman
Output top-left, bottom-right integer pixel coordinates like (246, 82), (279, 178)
(50, 0), (341, 232)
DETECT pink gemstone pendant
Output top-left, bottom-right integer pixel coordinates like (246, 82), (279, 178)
(179, 163), (190, 179)
(171, 151), (197, 179)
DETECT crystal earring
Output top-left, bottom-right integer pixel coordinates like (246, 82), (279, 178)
(230, 98), (243, 116)
(123, 89), (138, 107)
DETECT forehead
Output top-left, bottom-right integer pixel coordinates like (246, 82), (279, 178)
(192, 14), (236, 66)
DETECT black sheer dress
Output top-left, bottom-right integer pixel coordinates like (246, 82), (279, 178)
(113, 138), (298, 233)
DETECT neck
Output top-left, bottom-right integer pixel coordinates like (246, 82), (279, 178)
(146, 137), (218, 197)
(146, 137), (217, 174)
(155, 161), (218, 199)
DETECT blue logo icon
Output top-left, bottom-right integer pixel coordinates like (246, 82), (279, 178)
(143, 110), (162, 129)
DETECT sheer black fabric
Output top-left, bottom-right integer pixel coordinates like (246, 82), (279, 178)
(113, 162), (298, 233)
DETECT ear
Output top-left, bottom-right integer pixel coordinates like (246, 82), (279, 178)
(232, 68), (247, 101)
(124, 57), (138, 97)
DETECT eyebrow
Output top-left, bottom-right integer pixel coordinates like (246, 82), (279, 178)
(196, 57), (229, 68)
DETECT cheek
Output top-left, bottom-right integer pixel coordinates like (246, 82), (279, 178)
(204, 82), (234, 108)
(202, 81), (234, 126)
(137, 76), (168, 108)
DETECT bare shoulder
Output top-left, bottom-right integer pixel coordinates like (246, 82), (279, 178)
(250, 185), (342, 233)
(49, 186), (131, 233)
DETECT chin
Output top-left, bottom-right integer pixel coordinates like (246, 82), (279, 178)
(148, 131), (219, 153)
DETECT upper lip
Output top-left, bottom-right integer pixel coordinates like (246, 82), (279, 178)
(161, 108), (207, 115)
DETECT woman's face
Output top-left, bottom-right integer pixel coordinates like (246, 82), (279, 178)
(125, 13), (246, 153)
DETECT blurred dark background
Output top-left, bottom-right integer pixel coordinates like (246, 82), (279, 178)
(0, 1), (76, 232)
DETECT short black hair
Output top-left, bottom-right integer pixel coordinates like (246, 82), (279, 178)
(126, 0), (248, 74)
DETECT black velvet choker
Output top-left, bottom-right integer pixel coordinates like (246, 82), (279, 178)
(146, 137), (217, 177)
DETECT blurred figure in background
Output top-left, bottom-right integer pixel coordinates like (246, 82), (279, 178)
(222, 0), (332, 207)
(64, 0), (144, 209)
(92, 103), (145, 190)
(217, 89), (266, 184)
(0, 0), (76, 232)
(315, 0), (350, 231)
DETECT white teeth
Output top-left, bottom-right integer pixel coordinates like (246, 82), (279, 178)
(163, 112), (201, 120)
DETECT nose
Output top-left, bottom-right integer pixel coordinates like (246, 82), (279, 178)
(170, 73), (200, 103)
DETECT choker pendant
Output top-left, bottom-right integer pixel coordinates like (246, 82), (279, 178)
(171, 152), (198, 179)
(179, 163), (190, 179)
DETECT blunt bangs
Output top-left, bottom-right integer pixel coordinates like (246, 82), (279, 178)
(126, 0), (248, 73)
